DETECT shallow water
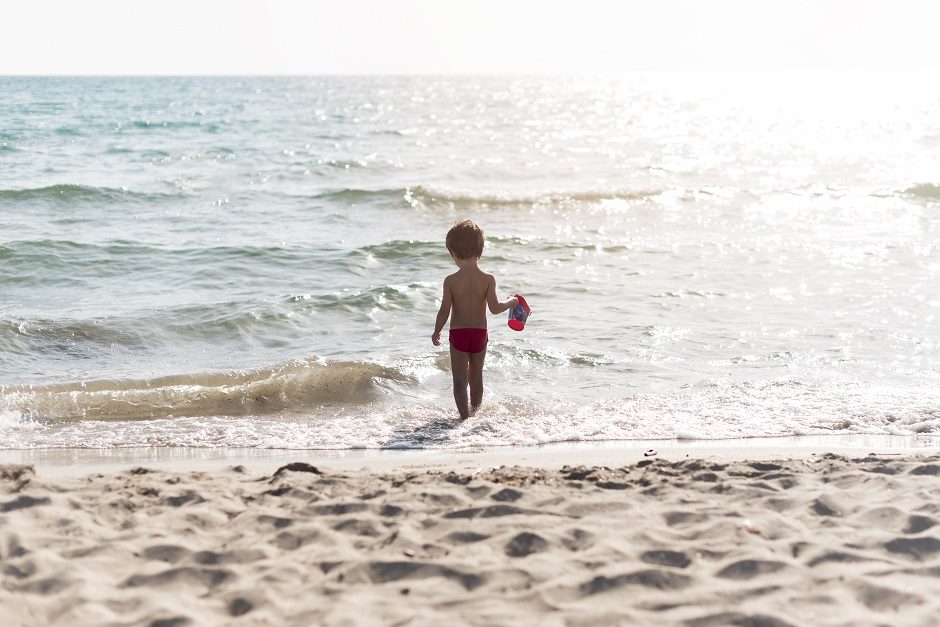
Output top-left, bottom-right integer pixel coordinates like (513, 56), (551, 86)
(1, 73), (938, 448)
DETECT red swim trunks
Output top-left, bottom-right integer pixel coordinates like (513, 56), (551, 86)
(449, 328), (488, 353)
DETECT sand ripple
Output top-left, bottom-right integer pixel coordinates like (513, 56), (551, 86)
(1, 454), (940, 625)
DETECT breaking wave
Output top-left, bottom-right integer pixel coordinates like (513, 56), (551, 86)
(307, 184), (664, 208)
(0, 358), (413, 422)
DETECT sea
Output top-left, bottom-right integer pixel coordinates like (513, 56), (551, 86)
(1, 73), (938, 450)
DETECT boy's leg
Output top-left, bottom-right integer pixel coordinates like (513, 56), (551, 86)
(468, 347), (486, 412)
(450, 347), (470, 420)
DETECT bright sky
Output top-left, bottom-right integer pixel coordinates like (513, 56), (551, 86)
(3, 0), (939, 74)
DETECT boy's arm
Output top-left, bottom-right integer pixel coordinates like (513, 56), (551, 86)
(431, 278), (452, 346)
(486, 275), (518, 315)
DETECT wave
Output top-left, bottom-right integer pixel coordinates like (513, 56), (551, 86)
(350, 239), (446, 262)
(5, 374), (936, 449)
(486, 234), (630, 255)
(0, 238), (157, 258)
(0, 358), (413, 422)
(405, 184), (665, 207)
(319, 158), (372, 170)
(904, 183), (940, 201)
(0, 238), (328, 257)
(0, 234), (503, 282)
(0, 184), (179, 204)
(308, 184), (663, 208)
(126, 119), (220, 132)
(1, 284), (433, 353)
(311, 187), (405, 203)
(0, 236), (512, 278)
(0, 240), (326, 284)
(0, 238), (315, 261)
(1, 317), (147, 356)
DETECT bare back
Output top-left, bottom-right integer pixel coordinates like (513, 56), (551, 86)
(445, 267), (494, 329)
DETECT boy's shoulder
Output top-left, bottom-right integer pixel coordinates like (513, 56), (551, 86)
(445, 267), (492, 278)
(456, 268), (494, 281)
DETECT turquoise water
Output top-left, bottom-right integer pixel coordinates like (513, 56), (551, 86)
(1, 74), (939, 448)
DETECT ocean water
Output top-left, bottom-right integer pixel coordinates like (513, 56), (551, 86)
(1, 73), (938, 449)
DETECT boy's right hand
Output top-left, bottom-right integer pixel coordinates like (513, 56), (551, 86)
(431, 331), (441, 346)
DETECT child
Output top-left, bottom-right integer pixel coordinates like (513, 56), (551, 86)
(431, 219), (518, 420)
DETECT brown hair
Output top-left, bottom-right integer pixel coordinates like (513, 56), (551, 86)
(446, 219), (484, 260)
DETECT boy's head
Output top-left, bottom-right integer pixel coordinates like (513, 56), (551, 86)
(446, 219), (484, 260)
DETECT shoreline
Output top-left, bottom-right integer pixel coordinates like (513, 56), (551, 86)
(2, 433), (936, 478)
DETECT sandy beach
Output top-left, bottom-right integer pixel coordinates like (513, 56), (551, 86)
(5, 73), (940, 626)
(2, 443), (939, 626)
(5, 8), (940, 626)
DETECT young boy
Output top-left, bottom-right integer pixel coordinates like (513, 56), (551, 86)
(431, 219), (518, 420)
